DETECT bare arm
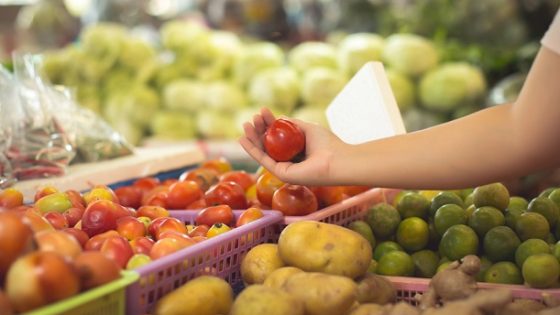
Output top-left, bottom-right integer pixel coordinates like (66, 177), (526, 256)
(240, 47), (560, 189)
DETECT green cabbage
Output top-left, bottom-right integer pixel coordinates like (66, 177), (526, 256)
(196, 110), (239, 139)
(194, 31), (243, 81)
(382, 34), (438, 77)
(163, 79), (207, 113)
(205, 81), (248, 112)
(386, 69), (415, 112)
(104, 85), (160, 127)
(118, 38), (156, 70)
(301, 68), (347, 106)
(160, 20), (208, 54)
(288, 42), (338, 73)
(338, 33), (385, 76)
(76, 85), (102, 114)
(419, 62), (486, 112)
(233, 42), (285, 87)
(292, 107), (329, 128)
(150, 110), (196, 140)
(80, 23), (127, 72)
(248, 67), (300, 112)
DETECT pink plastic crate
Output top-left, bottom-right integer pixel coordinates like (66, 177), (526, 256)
(386, 276), (560, 305)
(125, 210), (283, 315)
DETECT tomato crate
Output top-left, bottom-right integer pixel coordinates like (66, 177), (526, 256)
(125, 210), (283, 315)
(387, 275), (560, 305)
(26, 271), (138, 315)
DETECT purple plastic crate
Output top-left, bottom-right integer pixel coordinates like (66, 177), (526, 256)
(125, 210), (283, 315)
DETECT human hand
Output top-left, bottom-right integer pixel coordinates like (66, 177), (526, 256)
(239, 108), (347, 186)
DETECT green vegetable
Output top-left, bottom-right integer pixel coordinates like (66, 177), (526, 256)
(248, 67), (300, 112)
(150, 110), (196, 140)
(197, 110), (239, 139)
(233, 42), (285, 87)
(337, 33), (385, 76)
(163, 79), (207, 113)
(386, 69), (415, 112)
(382, 34), (438, 77)
(205, 81), (248, 112)
(301, 68), (347, 107)
(288, 42), (338, 73)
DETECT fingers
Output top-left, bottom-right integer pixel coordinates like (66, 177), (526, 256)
(239, 136), (279, 175)
(261, 108), (276, 126)
(243, 122), (263, 150)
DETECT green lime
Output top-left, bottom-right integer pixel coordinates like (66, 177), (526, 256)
(373, 241), (403, 261)
(548, 188), (560, 209)
(522, 254), (560, 288)
(508, 196), (528, 212)
(348, 220), (376, 249)
(484, 262), (523, 284)
(411, 250), (439, 278)
(397, 191), (430, 219)
(438, 256), (450, 266)
(434, 204), (467, 236)
(392, 190), (409, 207)
(473, 183), (510, 211)
(367, 259), (378, 273)
(418, 190), (441, 203)
(515, 212), (550, 241)
(553, 241), (560, 261)
(396, 217), (429, 252)
(547, 233), (557, 245)
(436, 262), (452, 274)
(428, 220), (440, 247)
(505, 207), (524, 230)
(476, 256), (493, 282)
(468, 206), (505, 238)
(429, 191), (464, 218)
(465, 204), (476, 219)
(377, 251), (415, 276)
(515, 238), (550, 268)
(464, 193), (474, 208)
(439, 224), (479, 261)
(539, 187), (558, 198)
(483, 226), (520, 262)
(366, 203), (401, 239)
(459, 188), (475, 201)
(527, 197), (559, 228)
(556, 221), (560, 240)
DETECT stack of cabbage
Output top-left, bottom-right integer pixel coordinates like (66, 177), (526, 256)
(42, 22), (487, 144)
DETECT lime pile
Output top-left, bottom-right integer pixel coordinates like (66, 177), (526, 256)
(349, 183), (560, 288)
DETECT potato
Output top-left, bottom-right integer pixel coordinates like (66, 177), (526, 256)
(348, 303), (385, 315)
(230, 284), (304, 315)
(282, 272), (358, 315)
(278, 221), (372, 278)
(496, 299), (546, 315)
(263, 266), (304, 289)
(356, 273), (397, 304)
(241, 243), (285, 285)
(154, 276), (232, 315)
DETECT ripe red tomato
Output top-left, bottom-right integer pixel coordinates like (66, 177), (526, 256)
(272, 184), (318, 216)
(186, 198), (207, 209)
(65, 190), (86, 210)
(114, 186), (143, 209)
(204, 182), (248, 209)
(201, 157), (232, 174)
(236, 207), (264, 227)
(0, 188), (24, 209)
(195, 205), (234, 227)
(264, 118), (305, 162)
(166, 181), (203, 209)
(179, 168), (219, 192)
(313, 186), (349, 208)
(141, 186), (169, 208)
(219, 171), (255, 191)
(188, 225), (209, 237)
(256, 172), (284, 207)
(133, 177), (161, 192)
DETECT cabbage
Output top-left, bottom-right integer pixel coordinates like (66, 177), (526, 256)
(163, 79), (207, 113)
(76, 85), (101, 113)
(233, 42), (285, 87)
(42, 47), (83, 86)
(196, 110), (239, 139)
(301, 68), (347, 106)
(150, 110), (196, 140)
(234, 108), (260, 136)
(153, 61), (187, 89)
(248, 67), (300, 112)
(80, 23), (127, 72)
(382, 34), (438, 77)
(102, 68), (134, 97)
(419, 62), (486, 112)
(104, 85), (160, 127)
(160, 20), (208, 54)
(194, 31), (243, 81)
(292, 107), (328, 128)
(118, 38), (156, 70)
(205, 81), (248, 112)
(288, 42), (338, 73)
(386, 69), (415, 112)
(338, 33), (385, 76)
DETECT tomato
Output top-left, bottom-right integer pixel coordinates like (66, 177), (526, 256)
(166, 181), (203, 209)
(236, 207), (264, 227)
(133, 177), (161, 192)
(179, 168), (219, 192)
(114, 186), (143, 209)
(201, 157), (232, 174)
(136, 205), (169, 220)
(256, 172), (284, 207)
(204, 182), (248, 209)
(162, 178), (179, 186)
(0, 188), (24, 209)
(65, 190), (86, 210)
(219, 171), (255, 191)
(186, 198), (207, 209)
(141, 186), (169, 208)
(195, 205), (234, 227)
(206, 223), (231, 238)
(264, 118), (305, 162)
(34, 186), (58, 202)
(81, 200), (131, 237)
(313, 186), (349, 208)
(343, 186), (371, 196)
(272, 184), (318, 216)
(188, 225), (210, 237)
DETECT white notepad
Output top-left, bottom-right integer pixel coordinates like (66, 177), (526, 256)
(326, 62), (406, 145)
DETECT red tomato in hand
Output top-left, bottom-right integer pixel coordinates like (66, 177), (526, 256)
(272, 184), (318, 216)
(166, 181), (203, 209)
(219, 171), (255, 191)
(264, 119), (305, 162)
(195, 205), (234, 227)
(204, 182), (248, 209)
(256, 172), (284, 207)
(179, 168), (219, 192)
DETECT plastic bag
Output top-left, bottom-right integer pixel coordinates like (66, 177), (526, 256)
(0, 67), (15, 188)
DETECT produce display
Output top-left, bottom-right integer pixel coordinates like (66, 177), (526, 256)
(40, 21), (488, 145)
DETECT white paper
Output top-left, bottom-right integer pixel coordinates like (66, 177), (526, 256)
(326, 62), (406, 145)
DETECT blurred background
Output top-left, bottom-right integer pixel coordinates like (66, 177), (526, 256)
(0, 0), (559, 194)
